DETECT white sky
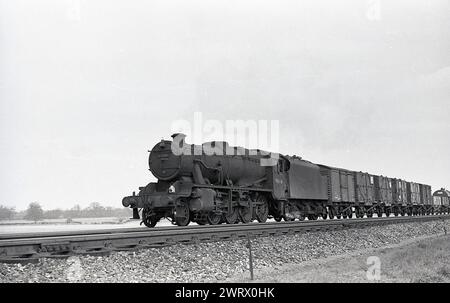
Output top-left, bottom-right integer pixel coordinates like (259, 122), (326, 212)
(1, 0), (449, 210)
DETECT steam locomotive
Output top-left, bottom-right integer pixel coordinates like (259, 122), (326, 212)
(122, 134), (449, 227)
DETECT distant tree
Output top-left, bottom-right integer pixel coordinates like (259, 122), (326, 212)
(0, 205), (16, 220)
(44, 209), (64, 219)
(66, 204), (82, 219)
(24, 202), (44, 222)
(87, 202), (105, 217)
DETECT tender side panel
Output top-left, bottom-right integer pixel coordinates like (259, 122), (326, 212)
(288, 159), (328, 200)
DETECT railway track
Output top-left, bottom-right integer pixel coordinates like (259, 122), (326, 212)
(1, 215), (449, 263)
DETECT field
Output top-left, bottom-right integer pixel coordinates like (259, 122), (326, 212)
(227, 233), (450, 283)
(0, 217), (142, 234)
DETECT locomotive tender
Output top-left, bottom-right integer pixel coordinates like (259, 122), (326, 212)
(122, 134), (449, 227)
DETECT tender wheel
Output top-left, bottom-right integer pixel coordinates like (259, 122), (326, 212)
(207, 211), (222, 225)
(283, 204), (295, 221)
(239, 207), (252, 223)
(224, 207), (239, 224)
(254, 195), (269, 223)
(175, 201), (190, 226)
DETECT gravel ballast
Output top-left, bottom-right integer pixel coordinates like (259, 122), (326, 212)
(1, 219), (449, 283)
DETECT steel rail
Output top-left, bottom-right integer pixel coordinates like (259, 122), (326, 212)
(0, 214), (449, 263)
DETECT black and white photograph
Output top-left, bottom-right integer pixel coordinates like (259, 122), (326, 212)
(1, 0), (449, 291)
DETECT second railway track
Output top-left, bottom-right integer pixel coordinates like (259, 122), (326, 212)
(1, 214), (449, 263)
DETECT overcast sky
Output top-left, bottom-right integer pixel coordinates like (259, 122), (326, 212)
(1, 0), (449, 210)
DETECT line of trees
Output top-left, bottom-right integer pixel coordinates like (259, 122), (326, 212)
(0, 202), (131, 222)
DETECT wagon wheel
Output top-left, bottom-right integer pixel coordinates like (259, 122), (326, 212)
(141, 208), (158, 228)
(254, 195), (269, 223)
(224, 207), (239, 224)
(175, 201), (190, 226)
(347, 208), (353, 218)
(239, 207), (252, 223)
(298, 212), (305, 221)
(342, 207), (347, 219)
(283, 214), (295, 221)
(328, 207), (335, 219)
(207, 211), (222, 225)
(307, 214), (318, 220)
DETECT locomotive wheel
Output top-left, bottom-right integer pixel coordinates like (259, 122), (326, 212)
(224, 207), (239, 224)
(207, 212), (222, 225)
(239, 207), (252, 223)
(254, 195), (269, 223)
(175, 202), (190, 226)
(274, 216), (282, 222)
(321, 213), (327, 220)
(141, 208), (158, 228)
